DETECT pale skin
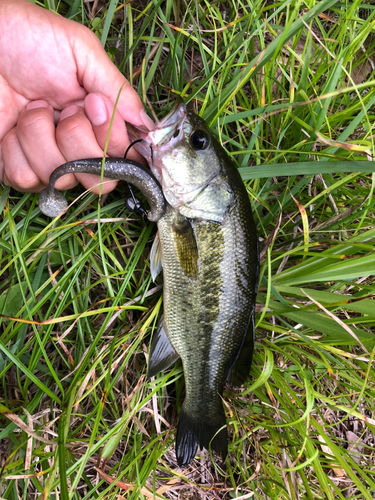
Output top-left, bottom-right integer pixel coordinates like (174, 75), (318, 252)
(0, 0), (154, 194)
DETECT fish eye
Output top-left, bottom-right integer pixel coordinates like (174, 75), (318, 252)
(190, 130), (210, 151)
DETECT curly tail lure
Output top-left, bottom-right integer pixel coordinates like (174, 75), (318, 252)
(38, 157), (166, 222)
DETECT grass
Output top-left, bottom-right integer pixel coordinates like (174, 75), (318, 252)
(1, 0), (375, 498)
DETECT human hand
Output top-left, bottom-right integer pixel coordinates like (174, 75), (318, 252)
(0, 0), (154, 194)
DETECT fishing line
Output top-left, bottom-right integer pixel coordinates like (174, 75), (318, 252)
(124, 138), (154, 165)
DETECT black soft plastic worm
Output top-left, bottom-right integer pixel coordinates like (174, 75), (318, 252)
(38, 158), (166, 222)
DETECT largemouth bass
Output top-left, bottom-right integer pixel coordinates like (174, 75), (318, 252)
(127, 100), (259, 466)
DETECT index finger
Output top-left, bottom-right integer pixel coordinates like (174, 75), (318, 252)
(72, 31), (153, 128)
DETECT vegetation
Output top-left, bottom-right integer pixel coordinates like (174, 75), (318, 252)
(1, 0), (375, 498)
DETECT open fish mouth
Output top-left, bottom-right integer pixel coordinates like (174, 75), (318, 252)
(126, 99), (186, 162)
(149, 98), (186, 147)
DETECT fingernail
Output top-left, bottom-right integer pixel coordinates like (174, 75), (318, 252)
(60, 105), (81, 121)
(140, 109), (155, 130)
(26, 100), (49, 110)
(85, 94), (108, 126)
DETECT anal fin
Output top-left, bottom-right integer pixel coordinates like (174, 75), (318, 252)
(147, 319), (179, 378)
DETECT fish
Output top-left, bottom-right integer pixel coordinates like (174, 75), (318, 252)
(38, 158), (166, 221)
(127, 100), (259, 466)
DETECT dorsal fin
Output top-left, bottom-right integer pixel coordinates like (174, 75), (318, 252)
(226, 311), (255, 387)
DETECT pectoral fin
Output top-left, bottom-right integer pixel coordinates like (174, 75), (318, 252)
(147, 319), (180, 378)
(172, 218), (199, 279)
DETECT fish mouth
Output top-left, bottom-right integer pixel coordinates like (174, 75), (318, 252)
(150, 98), (186, 146)
(126, 99), (187, 162)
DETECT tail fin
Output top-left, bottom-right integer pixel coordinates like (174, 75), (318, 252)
(175, 404), (227, 466)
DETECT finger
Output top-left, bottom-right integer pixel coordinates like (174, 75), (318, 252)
(56, 104), (118, 194)
(84, 92), (146, 163)
(16, 100), (77, 190)
(1, 127), (42, 192)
